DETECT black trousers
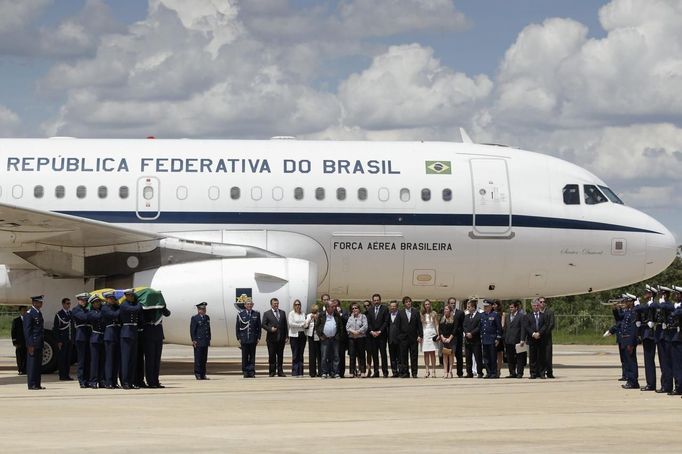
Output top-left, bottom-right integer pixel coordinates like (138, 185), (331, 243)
(267, 339), (286, 375)
(641, 338), (657, 387)
(528, 338), (547, 378)
(338, 340), (348, 377)
(120, 337), (138, 385)
(89, 342), (104, 386)
(75, 339), (90, 385)
(308, 336), (321, 377)
(545, 333), (554, 375)
(465, 339), (482, 376)
(135, 332), (145, 385)
(482, 343), (497, 377)
(26, 347), (42, 389)
(659, 339), (673, 391)
(290, 333), (307, 376)
(505, 343), (526, 377)
(241, 342), (256, 376)
(621, 343), (639, 385)
(454, 335), (464, 376)
(389, 341), (401, 375)
(57, 340), (71, 379)
(104, 340), (120, 386)
(194, 345), (208, 377)
(400, 340), (418, 377)
(144, 338), (163, 386)
(348, 337), (367, 375)
(15, 345), (26, 374)
(369, 335), (389, 375)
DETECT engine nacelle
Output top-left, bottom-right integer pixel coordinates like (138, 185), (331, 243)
(133, 257), (317, 347)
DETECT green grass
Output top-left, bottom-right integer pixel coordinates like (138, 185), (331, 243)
(0, 315), (12, 338)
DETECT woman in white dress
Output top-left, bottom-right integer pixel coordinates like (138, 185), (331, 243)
(420, 299), (440, 378)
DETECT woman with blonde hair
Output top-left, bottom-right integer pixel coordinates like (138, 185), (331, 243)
(288, 299), (307, 376)
(439, 305), (455, 378)
(420, 299), (440, 378)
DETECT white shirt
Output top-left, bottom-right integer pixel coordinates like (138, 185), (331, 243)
(288, 311), (306, 337)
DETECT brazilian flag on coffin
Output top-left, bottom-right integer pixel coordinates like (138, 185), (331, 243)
(90, 287), (168, 322)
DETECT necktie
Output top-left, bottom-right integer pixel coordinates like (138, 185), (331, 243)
(274, 310), (279, 321)
(535, 313), (539, 330)
(375, 306), (379, 317)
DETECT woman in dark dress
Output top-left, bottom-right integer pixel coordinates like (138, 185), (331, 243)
(439, 305), (456, 378)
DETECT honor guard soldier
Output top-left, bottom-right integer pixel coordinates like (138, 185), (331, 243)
(72, 292), (91, 388)
(670, 285), (682, 397)
(101, 291), (121, 389)
(53, 298), (74, 381)
(654, 285), (674, 393)
(659, 285), (680, 395)
(11, 306), (28, 375)
(619, 294), (640, 389)
(236, 300), (261, 378)
(119, 289), (143, 389)
(23, 295), (45, 390)
(480, 300), (503, 379)
(86, 295), (106, 388)
(190, 302), (211, 380)
(636, 284), (658, 391)
(143, 304), (171, 388)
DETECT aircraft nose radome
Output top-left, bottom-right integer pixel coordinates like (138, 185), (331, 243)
(645, 223), (678, 278)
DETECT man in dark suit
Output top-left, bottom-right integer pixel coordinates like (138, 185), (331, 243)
(190, 302), (211, 380)
(236, 300), (261, 378)
(23, 296), (45, 390)
(387, 301), (401, 377)
(367, 293), (389, 378)
(540, 297), (556, 378)
(463, 299), (483, 378)
(11, 306), (28, 375)
(262, 297), (288, 377)
(526, 298), (548, 379)
(398, 296), (422, 378)
(503, 301), (527, 378)
(447, 298), (465, 377)
(53, 298), (73, 381)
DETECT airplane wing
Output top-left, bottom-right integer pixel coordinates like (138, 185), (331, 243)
(0, 202), (276, 278)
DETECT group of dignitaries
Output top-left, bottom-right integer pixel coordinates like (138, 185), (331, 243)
(13, 290), (170, 390)
(607, 284), (682, 398)
(230, 293), (556, 380)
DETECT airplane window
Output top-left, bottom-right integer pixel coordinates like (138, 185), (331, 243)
(294, 187), (304, 200)
(442, 188), (452, 201)
(421, 188), (431, 201)
(176, 186), (188, 200)
(76, 185), (86, 199)
(358, 187), (368, 201)
(12, 185), (23, 199)
(272, 186), (283, 201)
(251, 186), (262, 201)
(208, 186), (220, 201)
(119, 186), (129, 199)
(230, 186), (240, 200)
(34, 185), (44, 199)
(584, 184), (607, 205)
(562, 184), (580, 205)
(599, 185), (624, 205)
(337, 188), (346, 201)
(378, 187), (389, 202)
(315, 187), (325, 201)
(55, 186), (65, 198)
(400, 188), (410, 202)
(98, 186), (107, 199)
(143, 186), (154, 200)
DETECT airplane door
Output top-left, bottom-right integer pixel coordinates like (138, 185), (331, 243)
(136, 176), (160, 220)
(469, 159), (512, 238)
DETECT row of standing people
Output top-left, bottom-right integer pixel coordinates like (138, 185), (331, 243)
(231, 293), (555, 379)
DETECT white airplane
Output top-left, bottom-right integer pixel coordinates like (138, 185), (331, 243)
(0, 136), (676, 370)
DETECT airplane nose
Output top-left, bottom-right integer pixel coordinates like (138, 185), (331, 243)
(645, 224), (678, 278)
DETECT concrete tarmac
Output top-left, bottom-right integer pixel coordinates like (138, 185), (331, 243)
(0, 340), (679, 453)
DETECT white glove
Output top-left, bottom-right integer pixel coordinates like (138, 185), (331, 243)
(659, 297), (666, 304)
(634, 299), (641, 306)
(647, 321), (655, 329)
(603, 330), (612, 337)
(662, 323), (667, 330)
(675, 302), (681, 309)
(635, 321), (642, 327)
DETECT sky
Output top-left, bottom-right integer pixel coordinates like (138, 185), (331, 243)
(0, 0), (681, 239)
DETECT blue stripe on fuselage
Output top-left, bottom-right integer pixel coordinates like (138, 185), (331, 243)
(56, 210), (661, 234)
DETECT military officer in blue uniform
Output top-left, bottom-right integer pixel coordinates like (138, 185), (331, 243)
(143, 304), (171, 388)
(102, 291), (121, 389)
(71, 292), (91, 388)
(23, 295), (45, 390)
(236, 300), (261, 378)
(670, 285), (682, 397)
(654, 285), (673, 393)
(86, 294), (106, 388)
(658, 285), (679, 395)
(610, 299), (627, 382)
(618, 294), (640, 389)
(480, 300), (503, 378)
(190, 302), (211, 380)
(635, 284), (658, 391)
(53, 297), (73, 381)
(119, 289), (144, 389)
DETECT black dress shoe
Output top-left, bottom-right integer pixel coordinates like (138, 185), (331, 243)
(465, 374), (474, 378)
(89, 383), (99, 389)
(505, 375), (517, 379)
(28, 386), (44, 390)
(201, 376), (210, 380)
(122, 384), (131, 389)
(105, 385), (115, 389)
(277, 373), (286, 377)
(667, 390), (681, 396)
(655, 388), (670, 393)
(59, 377), (74, 381)
(149, 384), (165, 389)
(195, 375), (201, 380)
(269, 372), (276, 377)
(131, 384), (140, 389)
(546, 374), (555, 379)
(79, 383), (88, 388)
(517, 375), (524, 379)
(618, 377), (627, 381)
(529, 376), (536, 379)
(622, 383), (638, 389)
(640, 385), (655, 391)
(136, 383), (148, 388)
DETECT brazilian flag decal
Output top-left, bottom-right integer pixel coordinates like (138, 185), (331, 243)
(425, 160), (451, 174)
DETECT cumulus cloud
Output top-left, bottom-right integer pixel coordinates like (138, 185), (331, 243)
(0, 105), (21, 136)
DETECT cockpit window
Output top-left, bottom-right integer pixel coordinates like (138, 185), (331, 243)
(598, 185), (624, 205)
(584, 184), (608, 205)
(562, 184), (580, 205)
